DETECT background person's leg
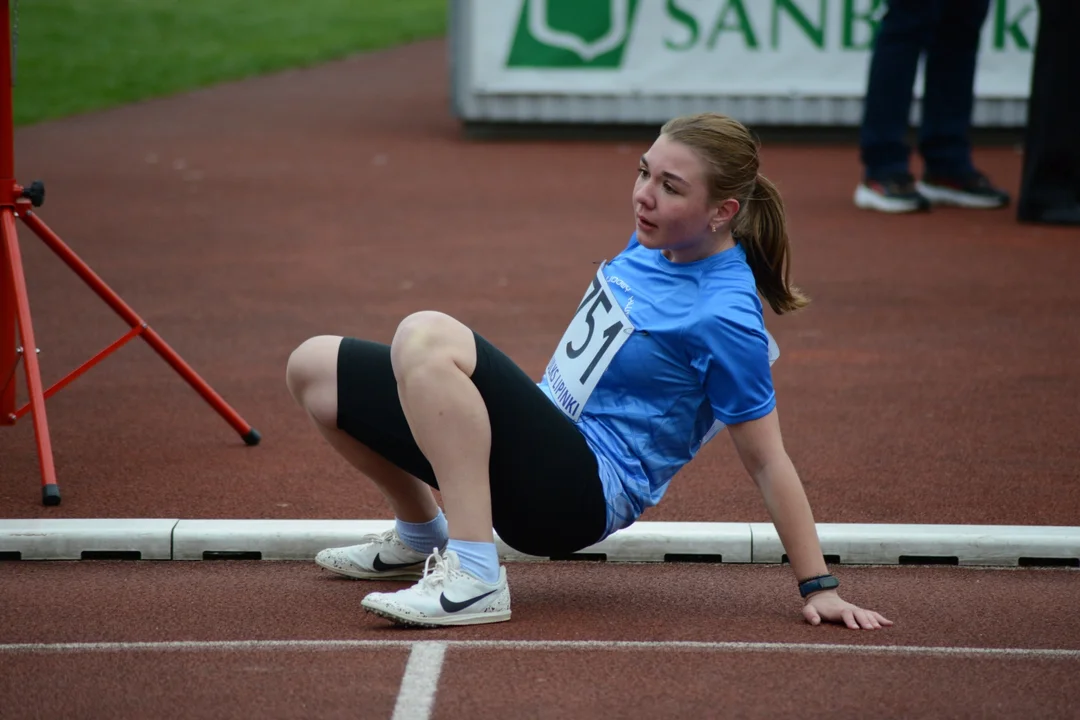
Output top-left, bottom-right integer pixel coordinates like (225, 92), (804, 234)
(855, 0), (939, 212)
(1018, 0), (1080, 224)
(915, 0), (1009, 208)
(917, 0), (988, 178)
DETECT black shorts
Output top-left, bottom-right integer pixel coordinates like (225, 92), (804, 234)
(335, 332), (609, 558)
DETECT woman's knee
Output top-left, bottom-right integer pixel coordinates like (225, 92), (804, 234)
(285, 335), (341, 426)
(390, 311), (476, 380)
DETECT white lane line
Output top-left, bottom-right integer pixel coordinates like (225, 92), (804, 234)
(391, 642), (447, 720)
(0, 639), (1078, 660)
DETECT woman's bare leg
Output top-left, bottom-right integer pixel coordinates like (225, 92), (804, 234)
(390, 312), (494, 544)
(285, 335), (440, 524)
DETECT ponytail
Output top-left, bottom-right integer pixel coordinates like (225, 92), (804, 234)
(658, 112), (810, 314)
(733, 173), (809, 315)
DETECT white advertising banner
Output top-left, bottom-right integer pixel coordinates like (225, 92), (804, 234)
(467, 0), (1038, 98)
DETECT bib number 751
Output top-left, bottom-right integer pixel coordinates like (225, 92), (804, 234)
(544, 264), (633, 422)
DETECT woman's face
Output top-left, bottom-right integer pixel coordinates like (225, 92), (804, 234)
(632, 134), (733, 260)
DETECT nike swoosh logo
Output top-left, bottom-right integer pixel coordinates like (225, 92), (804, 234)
(371, 554), (421, 572)
(439, 589), (498, 613)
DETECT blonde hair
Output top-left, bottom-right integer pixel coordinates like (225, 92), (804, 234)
(659, 112), (809, 315)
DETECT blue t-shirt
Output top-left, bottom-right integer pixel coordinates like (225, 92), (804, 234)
(537, 233), (778, 540)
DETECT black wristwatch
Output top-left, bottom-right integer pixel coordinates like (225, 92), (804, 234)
(798, 574), (839, 598)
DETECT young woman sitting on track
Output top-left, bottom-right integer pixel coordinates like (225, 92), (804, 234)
(285, 112), (894, 631)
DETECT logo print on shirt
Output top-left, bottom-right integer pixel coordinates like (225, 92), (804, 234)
(606, 274), (635, 316)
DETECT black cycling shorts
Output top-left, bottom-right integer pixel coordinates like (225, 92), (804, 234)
(335, 332), (608, 558)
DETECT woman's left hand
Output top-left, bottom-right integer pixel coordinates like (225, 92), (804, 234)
(802, 590), (894, 630)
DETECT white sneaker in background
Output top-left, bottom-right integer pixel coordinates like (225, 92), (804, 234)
(854, 174), (932, 213)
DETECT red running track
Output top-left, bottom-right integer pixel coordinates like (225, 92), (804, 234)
(1, 561), (1078, 719)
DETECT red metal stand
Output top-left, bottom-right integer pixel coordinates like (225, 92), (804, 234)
(0, 1), (260, 505)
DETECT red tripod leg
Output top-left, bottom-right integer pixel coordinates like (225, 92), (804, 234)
(140, 325), (261, 445)
(18, 209), (261, 447)
(1, 206), (13, 423)
(2, 207), (61, 504)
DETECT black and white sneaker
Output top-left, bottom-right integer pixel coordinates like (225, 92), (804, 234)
(314, 529), (432, 581)
(854, 174), (932, 213)
(361, 549), (511, 627)
(916, 171), (1011, 209)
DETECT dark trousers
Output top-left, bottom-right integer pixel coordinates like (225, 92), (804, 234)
(859, 0), (991, 181)
(1017, 0), (1080, 224)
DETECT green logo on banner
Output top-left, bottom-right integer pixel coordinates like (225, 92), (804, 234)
(506, 0), (642, 68)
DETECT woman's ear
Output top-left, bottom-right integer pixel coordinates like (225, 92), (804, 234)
(717, 198), (740, 223)
(710, 198), (741, 231)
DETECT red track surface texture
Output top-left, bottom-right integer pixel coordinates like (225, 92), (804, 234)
(2, 562), (1079, 718)
(1, 39), (1079, 719)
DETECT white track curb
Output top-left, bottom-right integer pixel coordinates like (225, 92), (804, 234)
(0, 519), (177, 560)
(2, 520), (1079, 567)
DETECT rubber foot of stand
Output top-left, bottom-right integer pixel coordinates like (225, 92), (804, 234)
(242, 428), (261, 446)
(42, 484), (61, 506)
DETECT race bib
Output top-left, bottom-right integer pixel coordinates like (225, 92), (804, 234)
(544, 263), (634, 422)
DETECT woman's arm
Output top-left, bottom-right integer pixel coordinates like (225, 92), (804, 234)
(727, 408), (894, 630)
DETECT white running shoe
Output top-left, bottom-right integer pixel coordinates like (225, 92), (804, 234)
(314, 529), (434, 581)
(361, 549), (511, 627)
(853, 175), (931, 213)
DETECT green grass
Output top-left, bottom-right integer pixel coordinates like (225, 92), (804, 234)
(9, 0), (448, 126)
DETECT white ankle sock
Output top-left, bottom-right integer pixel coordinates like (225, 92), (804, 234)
(447, 539), (500, 584)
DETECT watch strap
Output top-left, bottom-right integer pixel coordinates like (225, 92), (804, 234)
(799, 574), (839, 598)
